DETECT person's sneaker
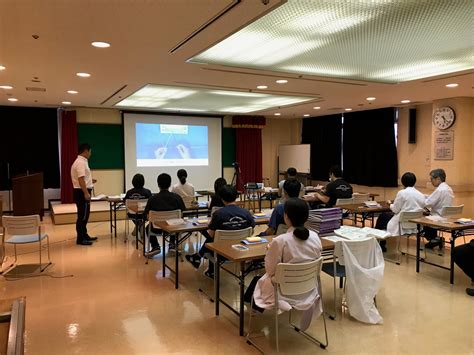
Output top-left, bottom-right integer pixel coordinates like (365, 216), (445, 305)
(131, 227), (137, 236)
(145, 245), (161, 258)
(425, 238), (441, 249)
(185, 254), (201, 269)
(466, 288), (474, 297)
(204, 268), (214, 279)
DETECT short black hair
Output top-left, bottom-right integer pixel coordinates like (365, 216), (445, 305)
(219, 184), (238, 203)
(430, 168), (446, 182)
(214, 177), (227, 195)
(78, 143), (91, 154)
(283, 179), (301, 198)
(401, 172), (416, 187)
(284, 198), (310, 240)
(157, 173), (171, 190)
(132, 173), (145, 189)
(177, 169), (187, 178)
(329, 165), (342, 178)
(287, 167), (297, 177)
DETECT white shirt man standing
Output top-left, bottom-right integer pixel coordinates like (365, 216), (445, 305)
(71, 143), (97, 245)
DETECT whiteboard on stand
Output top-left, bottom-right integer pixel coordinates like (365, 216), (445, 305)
(278, 144), (310, 174)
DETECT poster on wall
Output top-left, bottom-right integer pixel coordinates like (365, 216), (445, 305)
(434, 131), (454, 160)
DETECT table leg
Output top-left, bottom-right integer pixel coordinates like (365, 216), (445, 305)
(109, 202), (113, 234)
(450, 231), (455, 284)
(175, 233), (179, 289)
(214, 251), (220, 316)
(162, 234), (166, 277)
(416, 224), (421, 273)
(114, 203), (117, 238)
(239, 261), (245, 336)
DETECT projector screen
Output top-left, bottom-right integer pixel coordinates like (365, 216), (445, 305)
(124, 113), (222, 191)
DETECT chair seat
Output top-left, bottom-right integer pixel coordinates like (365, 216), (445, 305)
(6, 233), (48, 244)
(322, 261), (346, 278)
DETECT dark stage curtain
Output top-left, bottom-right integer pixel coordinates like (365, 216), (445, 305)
(301, 114), (342, 181)
(343, 108), (398, 187)
(235, 128), (262, 191)
(0, 106), (60, 191)
(60, 110), (78, 203)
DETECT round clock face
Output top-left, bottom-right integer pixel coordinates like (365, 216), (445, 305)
(433, 106), (455, 130)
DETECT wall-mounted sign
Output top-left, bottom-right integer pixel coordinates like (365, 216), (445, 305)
(434, 130), (454, 160)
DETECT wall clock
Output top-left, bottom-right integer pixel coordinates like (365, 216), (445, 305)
(433, 106), (455, 130)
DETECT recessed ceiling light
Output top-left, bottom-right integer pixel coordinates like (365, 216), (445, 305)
(67, 90), (78, 94)
(303, 114), (310, 117)
(344, 108), (352, 111)
(0, 85), (13, 90)
(8, 98), (18, 102)
(0, 65), (5, 70)
(256, 85), (268, 89)
(276, 79), (288, 84)
(76, 72), (91, 77)
(313, 106), (321, 110)
(445, 83), (458, 88)
(274, 113), (281, 116)
(366, 97), (376, 101)
(91, 41), (111, 48)
(400, 99), (411, 104)
(62, 101), (72, 105)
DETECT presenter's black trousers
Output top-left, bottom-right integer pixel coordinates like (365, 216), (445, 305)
(74, 188), (92, 243)
(454, 242), (474, 281)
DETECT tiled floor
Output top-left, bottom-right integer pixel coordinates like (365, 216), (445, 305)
(1, 216), (473, 354)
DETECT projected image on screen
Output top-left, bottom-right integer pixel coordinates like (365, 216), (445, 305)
(136, 123), (208, 167)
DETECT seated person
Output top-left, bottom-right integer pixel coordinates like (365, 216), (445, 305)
(303, 165), (352, 208)
(244, 198), (322, 315)
(185, 184), (255, 278)
(278, 167), (305, 204)
(453, 240), (474, 297)
(258, 179), (303, 236)
(209, 177), (227, 211)
(171, 169), (195, 208)
(375, 172), (425, 252)
(143, 173), (186, 257)
(124, 173), (152, 235)
(424, 168), (454, 249)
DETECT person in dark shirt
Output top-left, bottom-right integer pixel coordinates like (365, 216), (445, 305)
(124, 173), (152, 235)
(209, 177), (227, 211)
(186, 184), (255, 278)
(258, 179), (303, 236)
(303, 165), (352, 207)
(453, 240), (474, 297)
(143, 173), (186, 257)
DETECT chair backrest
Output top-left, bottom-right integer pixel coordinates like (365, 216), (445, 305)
(211, 206), (222, 216)
(275, 224), (289, 236)
(125, 198), (149, 213)
(352, 193), (370, 203)
(399, 210), (424, 231)
(2, 215), (40, 236)
(148, 209), (182, 223)
(274, 257), (323, 296)
(335, 198), (354, 206)
(214, 227), (253, 241)
(441, 205), (464, 217)
(181, 195), (196, 209)
(334, 237), (374, 267)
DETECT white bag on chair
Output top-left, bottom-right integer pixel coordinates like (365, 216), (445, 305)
(341, 237), (384, 324)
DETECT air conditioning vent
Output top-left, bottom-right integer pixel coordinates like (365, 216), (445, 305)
(26, 87), (46, 92)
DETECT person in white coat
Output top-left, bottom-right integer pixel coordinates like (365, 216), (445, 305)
(375, 172), (425, 251)
(244, 198), (322, 317)
(424, 168), (454, 248)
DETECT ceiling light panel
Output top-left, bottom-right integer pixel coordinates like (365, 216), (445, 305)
(190, 0), (473, 83)
(115, 84), (313, 113)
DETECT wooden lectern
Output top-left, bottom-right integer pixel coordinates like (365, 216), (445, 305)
(12, 172), (44, 218)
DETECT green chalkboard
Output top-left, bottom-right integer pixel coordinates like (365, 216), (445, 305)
(222, 128), (236, 167)
(77, 124), (124, 169)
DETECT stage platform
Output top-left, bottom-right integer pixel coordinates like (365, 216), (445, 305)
(51, 201), (126, 225)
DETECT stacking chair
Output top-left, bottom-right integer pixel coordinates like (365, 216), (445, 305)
(147, 209), (182, 263)
(275, 224), (289, 236)
(441, 205), (467, 243)
(396, 210), (425, 263)
(246, 258), (328, 353)
(2, 215), (51, 272)
(351, 193), (370, 204)
(335, 197), (353, 224)
(206, 227), (254, 267)
(125, 199), (148, 245)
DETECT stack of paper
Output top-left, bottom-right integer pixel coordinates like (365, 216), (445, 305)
(307, 208), (342, 235)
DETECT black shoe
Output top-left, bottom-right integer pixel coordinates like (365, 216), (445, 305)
(77, 240), (93, 245)
(145, 245), (161, 258)
(204, 268), (214, 279)
(466, 288), (474, 297)
(85, 236), (98, 241)
(185, 254), (201, 269)
(425, 239), (441, 249)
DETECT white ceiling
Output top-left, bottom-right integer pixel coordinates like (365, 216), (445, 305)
(0, 0), (472, 118)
